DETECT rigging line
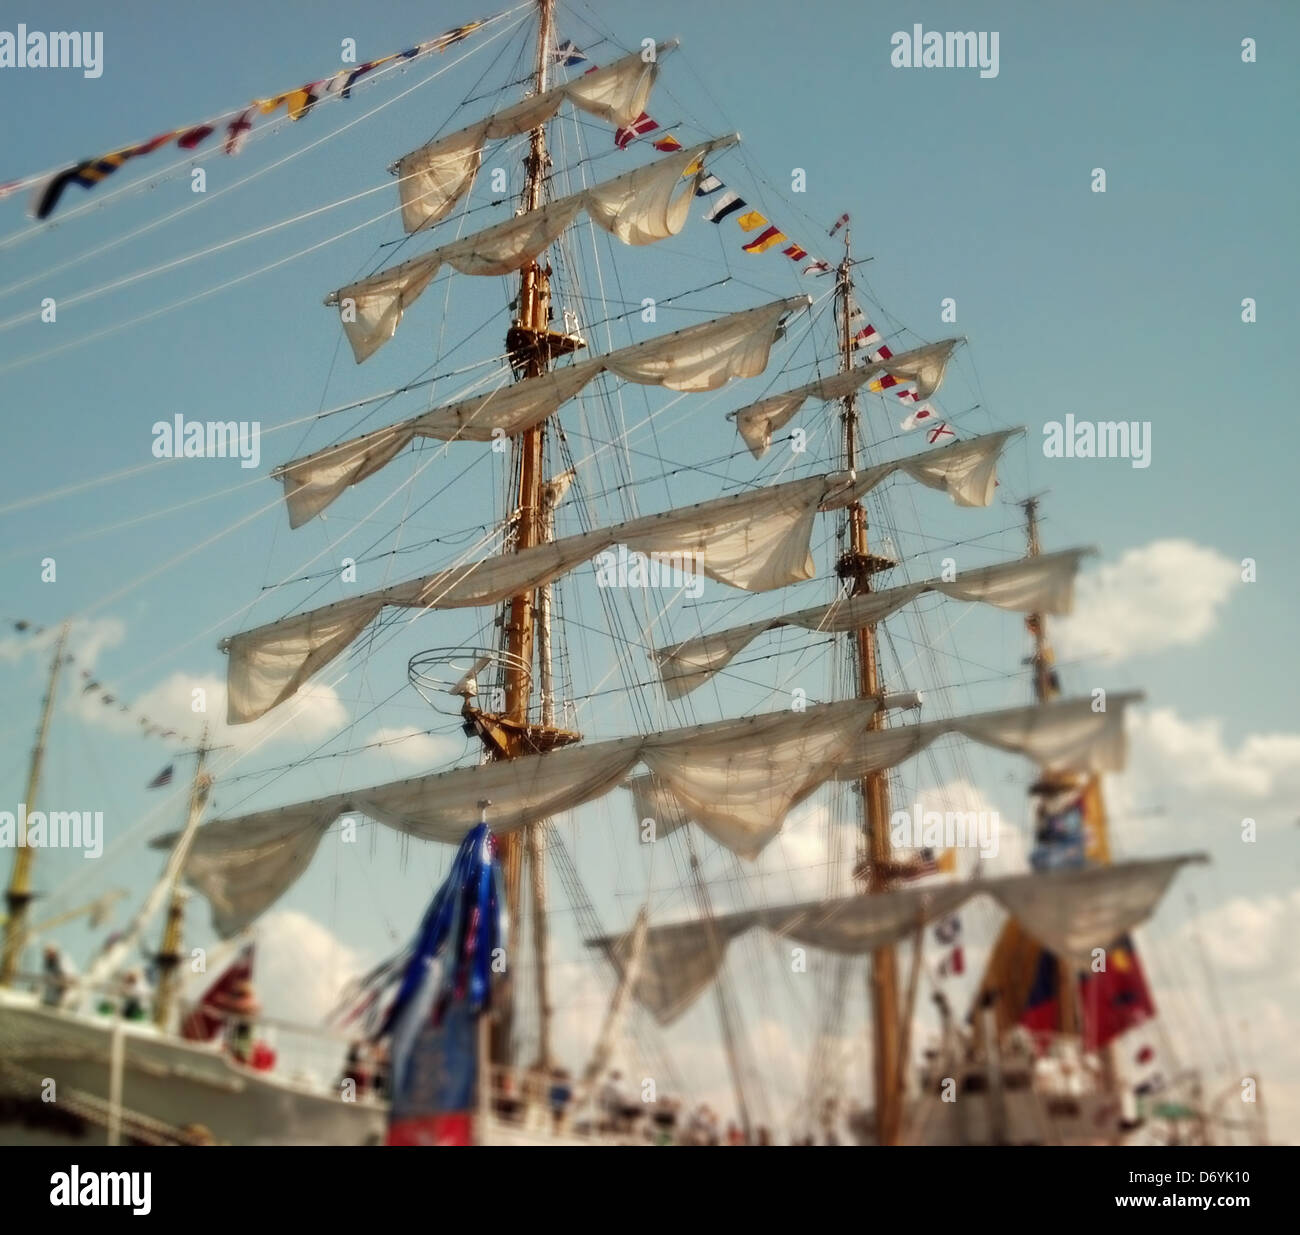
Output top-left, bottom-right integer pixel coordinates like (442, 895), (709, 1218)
(0, 341), (499, 519)
(0, 195), (413, 377)
(0, 8), (533, 255)
(96, 440), (495, 695)
(0, 469), (270, 563)
(0, 170), (422, 334)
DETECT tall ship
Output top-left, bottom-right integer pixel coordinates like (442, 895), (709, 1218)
(0, 2), (1263, 1147)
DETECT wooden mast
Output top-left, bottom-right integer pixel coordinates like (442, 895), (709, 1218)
(152, 727), (209, 1030)
(0, 621), (70, 987)
(834, 232), (904, 1145)
(492, 0), (558, 1068)
(1020, 495), (1081, 1035)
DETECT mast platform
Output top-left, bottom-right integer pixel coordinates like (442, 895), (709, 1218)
(461, 703), (582, 758)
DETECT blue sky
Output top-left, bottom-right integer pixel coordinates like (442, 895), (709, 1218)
(1, 0), (1297, 1140)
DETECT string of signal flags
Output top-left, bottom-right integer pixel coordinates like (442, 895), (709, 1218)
(0, 16), (500, 220)
(5, 617), (200, 748)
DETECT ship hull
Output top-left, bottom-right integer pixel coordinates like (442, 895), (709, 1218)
(0, 991), (386, 1146)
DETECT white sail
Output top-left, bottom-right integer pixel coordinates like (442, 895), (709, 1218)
(630, 692), (1141, 852)
(278, 293), (792, 527)
(160, 693), (1126, 937)
(334, 137), (734, 362)
(226, 426), (1018, 722)
(592, 855), (1206, 1025)
(655, 548), (1091, 698)
(159, 695), (916, 936)
(394, 44), (675, 233)
(734, 338), (962, 457)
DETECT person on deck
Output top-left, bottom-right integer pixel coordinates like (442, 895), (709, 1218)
(548, 1067), (572, 1132)
(120, 969), (150, 1021)
(40, 944), (76, 1009)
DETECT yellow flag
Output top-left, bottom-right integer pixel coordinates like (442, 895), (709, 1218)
(735, 210), (768, 232)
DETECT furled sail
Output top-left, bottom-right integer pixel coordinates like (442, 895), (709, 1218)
(278, 292), (791, 528)
(226, 427), (1020, 722)
(733, 338), (962, 457)
(393, 43), (676, 234)
(157, 692), (1130, 937)
(626, 692), (1142, 852)
(588, 855), (1206, 1025)
(655, 548), (1092, 698)
(333, 136), (733, 362)
(158, 695), (915, 936)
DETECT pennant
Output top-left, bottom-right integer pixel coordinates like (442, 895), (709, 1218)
(224, 109), (255, 156)
(33, 152), (135, 221)
(614, 112), (658, 149)
(743, 225), (787, 254)
(176, 125), (215, 149)
(651, 134), (683, 152)
(828, 212), (850, 236)
(130, 133), (178, 156)
(147, 765), (174, 789)
(704, 191), (746, 224)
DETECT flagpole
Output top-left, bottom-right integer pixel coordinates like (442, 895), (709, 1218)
(153, 726), (209, 1030)
(1, 621), (70, 987)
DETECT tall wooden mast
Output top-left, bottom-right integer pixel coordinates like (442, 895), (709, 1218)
(491, 0), (560, 1067)
(834, 232), (903, 1145)
(0, 622), (70, 987)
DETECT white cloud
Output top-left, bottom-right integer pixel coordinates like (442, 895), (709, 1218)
(74, 670), (346, 751)
(1176, 890), (1300, 977)
(253, 909), (368, 1025)
(0, 615), (125, 666)
(367, 725), (462, 767)
(1056, 539), (1238, 663)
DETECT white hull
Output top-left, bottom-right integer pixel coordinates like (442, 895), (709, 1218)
(0, 991), (386, 1146)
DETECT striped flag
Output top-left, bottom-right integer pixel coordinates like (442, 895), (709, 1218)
(704, 191), (746, 223)
(147, 764), (175, 789)
(695, 174), (725, 197)
(828, 212), (850, 236)
(743, 225), (787, 254)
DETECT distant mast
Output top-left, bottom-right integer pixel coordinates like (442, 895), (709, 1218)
(834, 232), (903, 1145)
(0, 622), (70, 987)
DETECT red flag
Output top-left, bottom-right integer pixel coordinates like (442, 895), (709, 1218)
(1079, 936), (1156, 1051)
